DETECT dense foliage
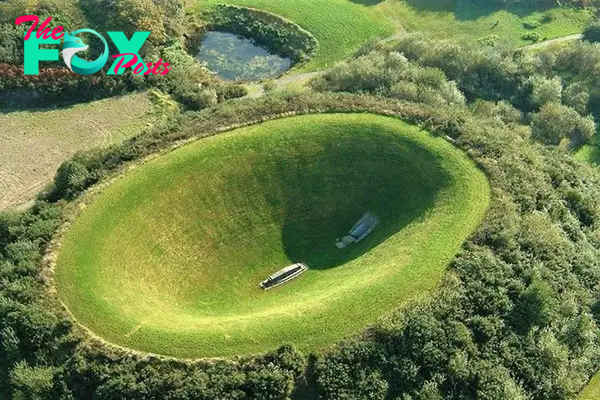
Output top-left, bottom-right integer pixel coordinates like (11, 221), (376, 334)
(343, 33), (599, 148)
(0, 0), (245, 109)
(583, 21), (600, 43)
(0, 0), (87, 65)
(2, 75), (600, 397)
(3, 1), (600, 399)
(313, 52), (465, 107)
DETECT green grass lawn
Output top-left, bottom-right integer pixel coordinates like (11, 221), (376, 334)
(580, 371), (600, 400)
(196, 0), (591, 73)
(374, 0), (592, 47)
(575, 143), (600, 166)
(55, 113), (490, 358)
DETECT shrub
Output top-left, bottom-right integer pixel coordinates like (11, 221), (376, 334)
(478, 34), (500, 47)
(216, 84), (248, 101)
(313, 51), (465, 107)
(564, 82), (590, 114)
(528, 75), (563, 108)
(51, 159), (91, 200)
(583, 21), (600, 44)
(263, 81), (277, 92)
(522, 32), (542, 42)
(531, 102), (596, 145)
(523, 19), (541, 30)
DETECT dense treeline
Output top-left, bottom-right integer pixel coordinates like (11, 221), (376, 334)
(319, 33), (600, 147)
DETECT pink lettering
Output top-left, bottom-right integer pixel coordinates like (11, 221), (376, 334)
(15, 15), (64, 41)
(50, 26), (63, 40)
(112, 53), (139, 74)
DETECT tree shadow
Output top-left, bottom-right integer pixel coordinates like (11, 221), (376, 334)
(348, 0), (385, 6)
(403, 0), (556, 21)
(0, 91), (136, 114)
(260, 131), (452, 271)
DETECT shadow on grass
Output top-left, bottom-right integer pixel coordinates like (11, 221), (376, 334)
(270, 132), (451, 270)
(349, 0), (385, 5)
(404, 0), (556, 21)
(0, 91), (139, 114)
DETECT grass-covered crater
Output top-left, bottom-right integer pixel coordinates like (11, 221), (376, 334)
(55, 113), (490, 358)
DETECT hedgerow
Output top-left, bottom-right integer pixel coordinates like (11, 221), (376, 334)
(0, 0), (247, 109)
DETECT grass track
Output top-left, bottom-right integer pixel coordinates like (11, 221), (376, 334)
(55, 113), (490, 358)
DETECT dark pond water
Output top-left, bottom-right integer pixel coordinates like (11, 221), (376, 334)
(195, 31), (292, 81)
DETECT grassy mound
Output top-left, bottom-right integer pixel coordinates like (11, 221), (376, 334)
(55, 113), (490, 358)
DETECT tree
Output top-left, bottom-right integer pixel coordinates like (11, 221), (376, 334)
(9, 362), (57, 400)
(564, 82), (590, 114)
(511, 279), (556, 333)
(531, 102), (596, 145)
(115, 0), (167, 46)
(52, 160), (90, 200)
(528, 75), (563, 108)
(583, 21), (600, 44)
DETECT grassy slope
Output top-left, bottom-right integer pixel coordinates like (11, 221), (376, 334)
(374, 0), (592, 47)
(55, 113), (490, 358)
(575, 142), (600, 166)
(580, 371), (600, 400)
(197, 0), (591, 72)
(0, 93), (157, 210)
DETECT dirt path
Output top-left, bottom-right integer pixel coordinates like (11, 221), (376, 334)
(520, 33), (583, 51)
(245, 32), (407, 98)
(245, 71), (323, 98)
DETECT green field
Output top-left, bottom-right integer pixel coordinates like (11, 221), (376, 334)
(55, 113), (490, 358)
(0, 92), (161, 210)
(580, 371), (600, 400)
(198, 0), (592, 72)
(376, 0), (592, 47)
(575, 142), (600, 166)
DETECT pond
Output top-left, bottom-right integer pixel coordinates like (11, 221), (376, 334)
(195, 31), (292, 81)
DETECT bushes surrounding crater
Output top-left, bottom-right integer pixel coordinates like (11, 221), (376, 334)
(3, 8), (600, 398)
(1, 81), (600, 397)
